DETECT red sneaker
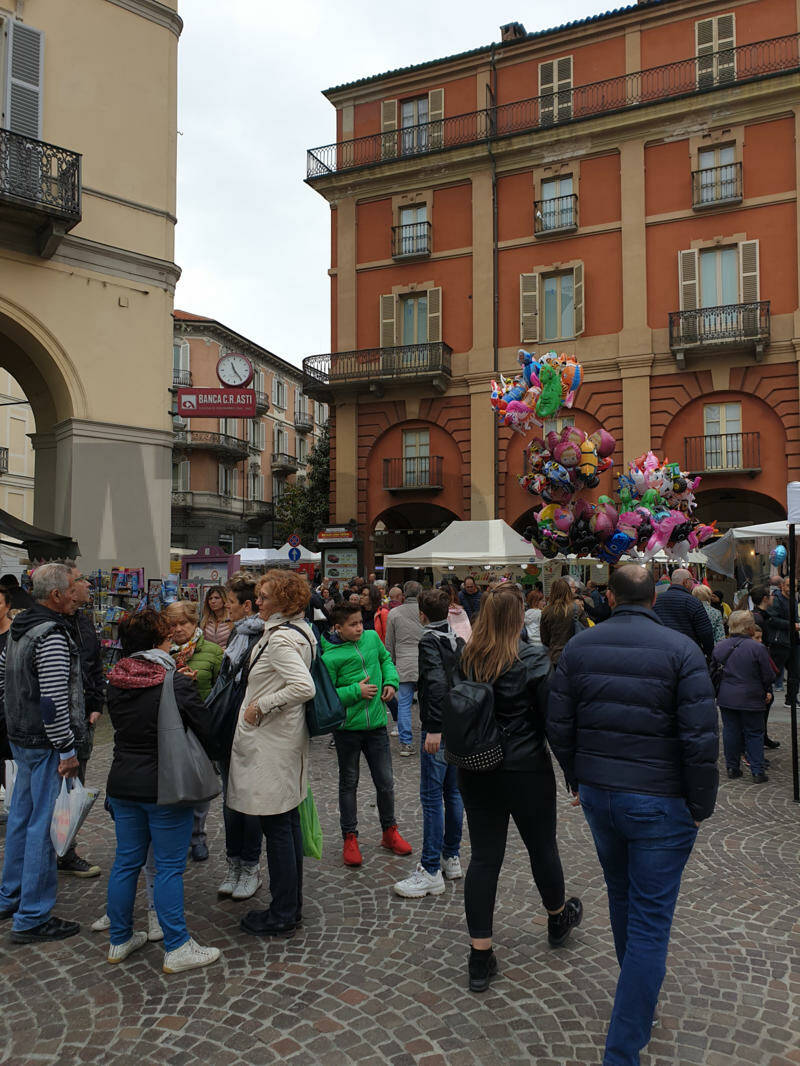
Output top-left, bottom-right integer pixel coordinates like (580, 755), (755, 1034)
(381, 825), (412, 856)
(342, 833), (363, 867)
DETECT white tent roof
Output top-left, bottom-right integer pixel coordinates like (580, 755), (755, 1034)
(728, 520), (790, 539)
(238, 544), (321, 565)
(383, 520), (538, 568)
(274, 542), (321, 562)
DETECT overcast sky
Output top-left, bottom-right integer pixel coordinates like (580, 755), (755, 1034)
(174, 0), (603, 366)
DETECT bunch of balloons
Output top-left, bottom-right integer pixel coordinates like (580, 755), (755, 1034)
(520, 425), (617, 503)
(490, 349), (582, 434)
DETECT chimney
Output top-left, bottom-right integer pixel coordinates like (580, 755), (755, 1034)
(500, 21), (527, 41)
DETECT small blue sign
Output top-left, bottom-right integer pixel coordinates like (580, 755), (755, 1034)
(288, 547), (301, 562)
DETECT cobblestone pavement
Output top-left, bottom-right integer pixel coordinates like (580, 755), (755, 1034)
(2, 707), (799, 1066)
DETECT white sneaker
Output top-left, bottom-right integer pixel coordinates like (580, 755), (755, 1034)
(393, 863), (446, 899)
(232, 862), (262, 901)
(390, 727), (399, 737)
(162, 937), (221, 974)
(218, 859), (241, 897)
(147, 909), (164, 942)
(91, 912), (111, 932)
(107, 930), (148, 964)
(442, 855), (463, 880)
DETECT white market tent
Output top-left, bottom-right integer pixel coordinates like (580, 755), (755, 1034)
(274, 542), (321, 563)
(383, 520), (539, 569)
(728, 520), (790, 539)
(237, 544), (321, 567)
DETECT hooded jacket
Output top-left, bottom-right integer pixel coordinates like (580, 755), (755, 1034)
(106, 655), (211, 803)
(417, 621), (465, 733)
(321, 628), (399, 731)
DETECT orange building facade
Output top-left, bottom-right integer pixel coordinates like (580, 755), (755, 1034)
(171, 312), (327, 553)
(304, 0), (800, 571)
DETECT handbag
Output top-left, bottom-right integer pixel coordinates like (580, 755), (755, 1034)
(298, 787), (323, 859)
(205, 642), (269, 762)
(442, 678), (504, 772)
(157, 670), (220, 807)
(282, 623), (346, 737)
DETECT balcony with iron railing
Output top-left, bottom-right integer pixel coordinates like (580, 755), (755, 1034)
(171, 491), (249, 514)
(171, 368), (192, 388)
(684, 431), (761, 476)
(244, 498), (274, 519)
(253, 389), (269, 414)
(392, 221), (432, 258)
(294, 408), (314, 432)
(307, 34), (800, 179)
(271, 451), (301, 473)
(303, 342), (452, 398)
(383, 456), (444, 493)
(172, 429), (250, 460)
(692, 162), (743, 209)
(669, 301), (770, 366)
(0, 446), (8, 475)
(534, 194), (578, 236)
(0, 129), (82, 256)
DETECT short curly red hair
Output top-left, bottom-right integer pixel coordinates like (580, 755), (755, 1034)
(257, 569), (310, 617)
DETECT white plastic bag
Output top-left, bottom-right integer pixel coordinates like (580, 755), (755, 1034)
(3, 760), (16, 812)
(50, 777), (99, 858)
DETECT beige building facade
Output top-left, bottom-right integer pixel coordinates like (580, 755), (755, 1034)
(0, 369), (34, 523)
(0, 0), (180, 572)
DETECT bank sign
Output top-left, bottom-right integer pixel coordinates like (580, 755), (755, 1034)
(177, 388), (256, 418)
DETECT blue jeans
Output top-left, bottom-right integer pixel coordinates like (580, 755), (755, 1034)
(579, 785), (698, 1066)
(0, 744), (61, 931)
(397, 682), (416, 745)
(720, 707), (765, 776)
(107, 798), (194, 952)
(419, 731), (463, 875)
(219, 758), (262, 865)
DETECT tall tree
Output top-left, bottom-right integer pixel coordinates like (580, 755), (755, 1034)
(274, 424), (330, 544)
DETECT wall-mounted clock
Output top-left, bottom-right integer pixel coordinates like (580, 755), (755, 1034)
(217, 353), (254, 387)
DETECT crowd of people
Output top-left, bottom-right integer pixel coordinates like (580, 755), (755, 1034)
(0, 556), (792, 1064)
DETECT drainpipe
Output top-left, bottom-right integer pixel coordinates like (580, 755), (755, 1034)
(488, 43), (499, 519)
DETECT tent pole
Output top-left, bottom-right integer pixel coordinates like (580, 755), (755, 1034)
(789, 524), (799, 803)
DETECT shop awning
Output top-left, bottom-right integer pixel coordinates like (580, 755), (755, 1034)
(0, 507), (79, 562)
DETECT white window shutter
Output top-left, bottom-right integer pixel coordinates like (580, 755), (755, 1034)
(716, 14), (736, 84)
(231, 467), (238, 498)
(573, 262), (585, 336)
(7, 21), (43, 137)
(739, 239), (759, 302)
(556, 56), (573, 122)
(380, 293), (396, 347)
(678, 249), (699, 310)
(696, 18), (716, 87)
(381, 99), (397, 159)
(539, 60), (555, 125)
(520, 273), (539, 343)
(426, 286), (442, 342)
(218, 463), (225, 495)
(428, 88), (444, 149)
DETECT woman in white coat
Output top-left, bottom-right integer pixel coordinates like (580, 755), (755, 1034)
(227, 569), (315, 938)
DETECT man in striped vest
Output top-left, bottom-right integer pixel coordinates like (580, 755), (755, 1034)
(0, 563), (85, 943)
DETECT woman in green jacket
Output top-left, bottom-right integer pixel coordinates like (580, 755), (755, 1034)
(165, 599), (223, 860)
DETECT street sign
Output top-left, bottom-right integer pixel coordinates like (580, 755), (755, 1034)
(288, 547), (301, 562)
(288, 533), (301, 547)
(177, 387), (256, 418)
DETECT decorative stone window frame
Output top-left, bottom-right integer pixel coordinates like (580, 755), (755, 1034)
(689, 125), (743, 173)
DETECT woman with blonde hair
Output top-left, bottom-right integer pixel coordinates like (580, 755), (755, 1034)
(454, 583), (582, 992)
(692, 583), (725, 644)
(228, 569), (316, 938)
(524, 588), (544, 644)
(540, 578), (587, 665)
(200, 585), (232, 649)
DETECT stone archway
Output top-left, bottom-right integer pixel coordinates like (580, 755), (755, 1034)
(371, 502), (460, 578)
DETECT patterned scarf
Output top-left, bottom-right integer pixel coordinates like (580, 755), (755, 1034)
(171, 626), (202, 669)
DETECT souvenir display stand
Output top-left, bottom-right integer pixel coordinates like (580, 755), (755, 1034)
(88, 567), (145, 675)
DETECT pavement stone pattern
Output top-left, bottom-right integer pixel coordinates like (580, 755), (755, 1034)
(2, 706), (800, 1066)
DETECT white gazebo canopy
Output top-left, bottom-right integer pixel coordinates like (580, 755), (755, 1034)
(274, 542), (321, 563)
(238, 543), (321, 566)
(383, 520), (539, 568)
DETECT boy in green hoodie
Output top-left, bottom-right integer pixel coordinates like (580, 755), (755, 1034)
(322, 604), (412, 867)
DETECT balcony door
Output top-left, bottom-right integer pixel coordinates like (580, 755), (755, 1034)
(697, 145), (736, 205)
(398, 204), (428, 256)
(704, 402), (742, 469)
(401, 96), (428, 156)
(396, 293), (428, 370)
(402, 429), (430, 487)
(539, 176), (574, 231)
(699, 246), (738, 338)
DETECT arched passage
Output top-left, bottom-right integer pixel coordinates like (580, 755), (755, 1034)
(694, 488), (785, 529)
(371, 502), (460, 579)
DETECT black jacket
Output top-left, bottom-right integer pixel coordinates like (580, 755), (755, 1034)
(455, 639), (551, 772)
(65, 610), (105, 718)
(547, 604), (719, 821)
(652, 584), (714, 657)
(765, 591), (796, 649)
(458, 588), (482, 622)
(417, 622), (465, 733)
(107, 661), (211, 803)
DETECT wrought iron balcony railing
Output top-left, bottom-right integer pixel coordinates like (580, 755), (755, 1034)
(0, 128), (81, 220)
(172, 429), (250, 459)
(244, 498), (274, 518)
(392, 221), (432, 258)
(383, 456), (443, 492)
(172, 369), (192, 387)
(534, 194), (578, 235)
(271, 451), (301, 473)
(171, 491), (249, 514)
(685, 431), (761, 475)
(307, 34), (800, 178)
(253, 389), (269, 413)
(0, 446), (8, 475)
(303, 342), (452, 396)
(669, 301), (770, 355)
(692, 162), (743, 208)
(294, 409), (314, 432)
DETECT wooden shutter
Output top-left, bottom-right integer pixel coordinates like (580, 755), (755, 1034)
(520, 273), (539, 343)
(428, 88), (444, 149)
(218, 463), (225, 495)
(426, 286), (442, 342)
(739, 239), (759, 302)
(573, 262), (585, 336)
(7, 21), (43, 137)
(539, 61), (555, 125)
(380, 293), (396, 347)
(716, 14), (736, 84)
(679, 249), (699, 310)
(381, 99), (397, 159)
(696, 18), (716, 88)
(556, 56), (573, 122)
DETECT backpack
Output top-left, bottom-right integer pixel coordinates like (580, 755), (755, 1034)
(282, 623), (346, 737)
(442, 679), (504, 772)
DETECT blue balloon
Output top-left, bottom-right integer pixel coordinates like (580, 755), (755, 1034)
(771, 545), (787, 566)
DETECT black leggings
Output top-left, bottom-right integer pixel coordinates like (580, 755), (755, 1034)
(459, 766), (565, 939)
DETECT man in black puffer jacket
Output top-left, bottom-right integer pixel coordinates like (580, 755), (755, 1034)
(547, 564), (718, 1066)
